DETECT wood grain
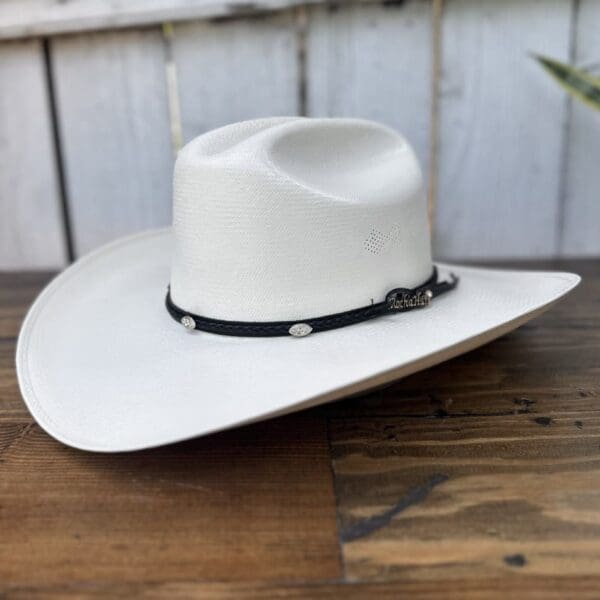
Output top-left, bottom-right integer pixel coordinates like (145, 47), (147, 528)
(0, 415), (342, 589)
(0, 40), (67, 270)
(172, 11), (299, 144)
(5, 576), (600, 599)
(328, 259), (600, 582)
(0, 259), (598, 598)
(561, 0), (600, 255)
(51, 28), (174, 256)
(0, 272), (54, 420)
(0, 0), (379, 41)
(434, 0), (573, 259)
(306, 0), (432, 171)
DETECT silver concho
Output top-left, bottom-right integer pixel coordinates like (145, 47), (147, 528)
(180, 315), (196, 330)
(289, 323), (313, 337)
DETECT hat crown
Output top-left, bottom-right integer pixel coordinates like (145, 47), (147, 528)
(170, 117), (432, 321)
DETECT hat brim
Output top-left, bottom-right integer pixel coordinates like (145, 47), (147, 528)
(16, 229), (580, 452)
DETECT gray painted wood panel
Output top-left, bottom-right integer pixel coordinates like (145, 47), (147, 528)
(1, 0), (599, 268)
(561, 0), (600, 256)
(434, 0), (572, 259)
(172, 12), (299, 143)
(51, 29), (174, 256)
(0, 39), (66, 269)
(0, 0), (372, 40)
(305, 1), (432, 173)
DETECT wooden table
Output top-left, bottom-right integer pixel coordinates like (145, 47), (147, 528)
(1, 260), (598, 598)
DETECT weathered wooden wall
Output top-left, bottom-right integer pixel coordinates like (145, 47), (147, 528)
(1, 0), (599, 269)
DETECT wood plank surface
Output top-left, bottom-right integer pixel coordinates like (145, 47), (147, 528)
(2, 1), (600, 268)
(172, 11), (299, 143)
(434, 0), (573, 259)
(561, 0), (600, 256)
(329, 259), (600, 584)
(305, 0), (432, 171)
(0, 40), (67, 270)
(4, 576), (600, 599)
(0, 415), (342, 590)
(0, 272), (54, 420)
(51, 29), (174, 256)
(0, 259), (598, 598)
(0, 0), (379, 41)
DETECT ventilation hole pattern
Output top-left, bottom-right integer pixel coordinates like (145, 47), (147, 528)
(363, 224), (403, 255)
(363, 229), (386, 254)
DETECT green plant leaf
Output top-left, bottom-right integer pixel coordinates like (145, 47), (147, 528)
(535, 54), (600, 111)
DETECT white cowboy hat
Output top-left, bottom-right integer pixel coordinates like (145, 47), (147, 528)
(16, 117), (579, 452)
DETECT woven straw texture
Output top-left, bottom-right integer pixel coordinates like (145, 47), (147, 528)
(170, 117), (432, 321)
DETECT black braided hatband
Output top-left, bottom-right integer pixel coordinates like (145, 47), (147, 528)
(165, 266), (458, 337)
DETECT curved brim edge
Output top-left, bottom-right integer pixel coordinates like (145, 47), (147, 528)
(16, 229), (581, 452)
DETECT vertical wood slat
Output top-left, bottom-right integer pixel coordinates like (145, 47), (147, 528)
(2, 1), (599, 268)
(428, 0), (443, 226)
(172, 12), (300, 144)
(51, 29), (174, 257)
(561, 0), (600, 256)
(0, 40), (67, 270)
(305, 1), (432, 173)
(434, 0), (573, 260)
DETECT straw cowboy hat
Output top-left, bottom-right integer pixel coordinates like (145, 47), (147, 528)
(16, 117), (580, 452)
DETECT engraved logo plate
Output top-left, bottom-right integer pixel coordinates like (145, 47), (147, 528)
(386, 289), (432, 311)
